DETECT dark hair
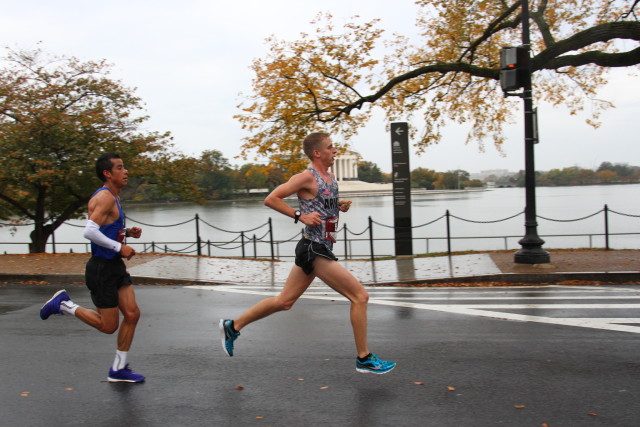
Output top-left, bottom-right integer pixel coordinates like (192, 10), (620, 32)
(303, 132), (330, 160)
(95, 153), (121, 182)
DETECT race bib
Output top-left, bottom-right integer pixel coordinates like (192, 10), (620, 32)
(324, 215), (338, 243)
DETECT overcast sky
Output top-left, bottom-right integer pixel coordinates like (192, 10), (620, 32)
(1, 0), (637, 174)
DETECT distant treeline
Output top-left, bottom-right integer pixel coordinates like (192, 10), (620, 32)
(379, 161), (640, 190)
(122, 154), (639, 203)
(482, 162), (640, 188)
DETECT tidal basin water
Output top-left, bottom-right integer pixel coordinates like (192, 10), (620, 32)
(1, 184), (638, 257)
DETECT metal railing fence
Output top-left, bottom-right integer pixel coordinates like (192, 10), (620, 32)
(1, 204), (638, 260)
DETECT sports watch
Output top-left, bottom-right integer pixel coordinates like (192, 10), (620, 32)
(294, 210), (302, 224)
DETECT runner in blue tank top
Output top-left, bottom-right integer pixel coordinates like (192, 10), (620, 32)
(220, 132), (396, 374)
(89, 186), (126, 260)
(39, 153), (146, 383)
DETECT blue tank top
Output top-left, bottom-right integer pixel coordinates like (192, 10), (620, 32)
(90, 187), (125, 260)
(298, 168), (340, 250)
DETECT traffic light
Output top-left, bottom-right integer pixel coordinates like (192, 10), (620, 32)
(499, 46), (528, 92)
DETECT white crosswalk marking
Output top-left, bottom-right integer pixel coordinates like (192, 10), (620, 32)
(188, 284), (640, 334)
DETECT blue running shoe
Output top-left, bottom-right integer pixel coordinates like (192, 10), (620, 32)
(40, 290), (70, 320)
(107, 363), (144, 383)
(356, 353), (396, 374)
(108, 364), (145, 383)
(219, 319), (240, 357)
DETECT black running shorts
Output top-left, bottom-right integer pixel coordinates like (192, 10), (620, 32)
(85, 256), (132, 309)
(294, 238), (338, 275)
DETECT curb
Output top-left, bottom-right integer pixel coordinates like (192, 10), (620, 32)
(0, 274), (219, 286)
(2, 272), (638, 287)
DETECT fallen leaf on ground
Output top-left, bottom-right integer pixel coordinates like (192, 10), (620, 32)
(20, 392), (30, 397)
(319, 386), (329, 390)
(235, 386), (244, 390)
(447, 386), (456, 391)
(514, 405), (526, 409)
(413, 382), (425, 385)
(588, 412), (598, 416)
(65, 387), (73, 391)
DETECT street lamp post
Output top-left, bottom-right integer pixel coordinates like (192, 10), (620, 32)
(514, 0), (550, 264)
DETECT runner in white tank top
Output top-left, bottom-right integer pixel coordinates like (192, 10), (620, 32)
(300, 167), (340, 249)
(219, 132), (396, 374)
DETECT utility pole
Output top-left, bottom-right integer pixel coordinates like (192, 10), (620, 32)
(500, 0), (550, 264)
(515, 0), (549, 264)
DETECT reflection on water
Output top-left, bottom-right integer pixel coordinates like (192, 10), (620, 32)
(2, 184), (638, 255)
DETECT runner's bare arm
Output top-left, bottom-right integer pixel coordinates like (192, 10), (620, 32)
(84, 191), (136, 259)
(87, 190), (117, 226)
(264, 171), (321, 226)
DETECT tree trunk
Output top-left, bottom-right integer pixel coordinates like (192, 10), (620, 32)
(29, 223), (54, 253)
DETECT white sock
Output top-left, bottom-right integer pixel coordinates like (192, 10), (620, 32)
(60, 300), (78, 316)
(113, 350), (128, 371)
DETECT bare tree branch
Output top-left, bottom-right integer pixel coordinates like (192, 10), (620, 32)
(532, 21), (640, 69)
(620, 0), (639, 20)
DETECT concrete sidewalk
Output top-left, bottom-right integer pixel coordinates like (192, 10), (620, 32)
(1, 249), (638, 285)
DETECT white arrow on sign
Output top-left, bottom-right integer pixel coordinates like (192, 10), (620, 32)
(394, 127), (405, 136)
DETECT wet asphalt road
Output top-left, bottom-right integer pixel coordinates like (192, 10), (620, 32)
(2, 283), (640, 427)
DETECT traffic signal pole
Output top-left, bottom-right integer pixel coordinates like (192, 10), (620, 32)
(514, 0), (550, 264)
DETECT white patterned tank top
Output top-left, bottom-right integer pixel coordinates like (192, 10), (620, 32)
(299, 167), (340, 250)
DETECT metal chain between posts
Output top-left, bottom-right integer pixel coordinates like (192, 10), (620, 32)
(199, 217), (269, 233)
(412, 214), (447, 228)
(343, 225), (369, 236)
(126, 216), (195, 227)
(608, 208), (640, 218)
(206, 234), (243, 248)
(450, 211), (524, 223)
(279, 231), (303, 244)
(206, 240), (246, 250)
(161, 242), (198, 254)
(371, 214), (447, 229)
(253, 229), (271, 241)
(537, 209), (603, 222)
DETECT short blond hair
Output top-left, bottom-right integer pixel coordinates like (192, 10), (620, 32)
(302, 132), (330, 160)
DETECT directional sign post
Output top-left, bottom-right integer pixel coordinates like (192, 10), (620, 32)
(390, 122), (413, 256)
